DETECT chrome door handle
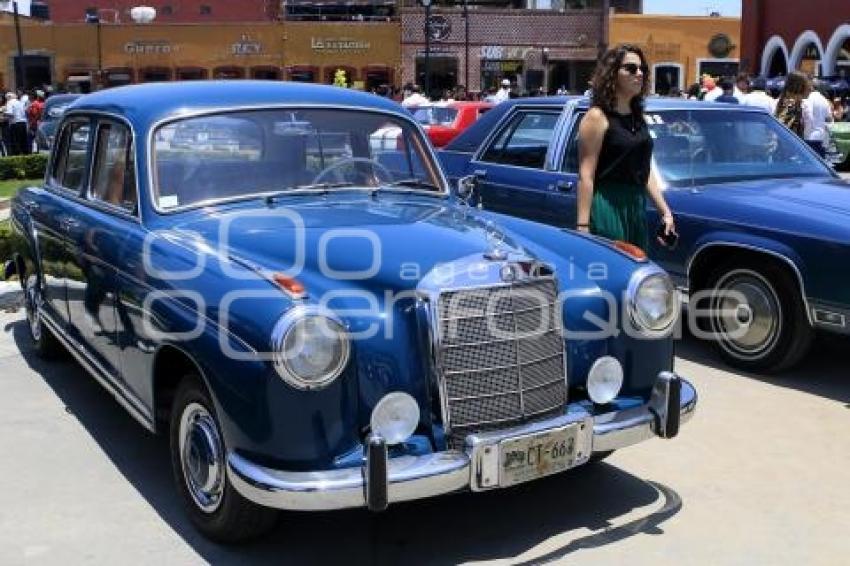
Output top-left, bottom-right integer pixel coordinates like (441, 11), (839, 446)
(473, 169), (487, 178)
(550, 180), (574, 192)
(61, 217), (80, 230)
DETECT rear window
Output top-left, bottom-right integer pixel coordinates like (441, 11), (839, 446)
(412, 107), (459, 126)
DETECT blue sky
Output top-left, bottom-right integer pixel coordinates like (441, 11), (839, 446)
(642, 0), (741, 17)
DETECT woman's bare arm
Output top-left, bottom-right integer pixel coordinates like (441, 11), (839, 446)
(576, 107), (608, 231)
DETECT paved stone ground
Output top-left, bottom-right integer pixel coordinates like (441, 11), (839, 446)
(0, 309), (848, 565)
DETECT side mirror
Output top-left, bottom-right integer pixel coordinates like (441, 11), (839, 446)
(456, 174), (478, 200)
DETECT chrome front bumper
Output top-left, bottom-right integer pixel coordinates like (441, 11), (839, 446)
(227, 373), (697, 512)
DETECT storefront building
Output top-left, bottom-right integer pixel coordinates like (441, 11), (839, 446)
(401, 5), (608, 96)
(283, 23), (400, 90)
(609, 14), (741, 94)
(46, 0), (277, 23)
(741, 0), (850, 79)
(0, 18), (400, 92)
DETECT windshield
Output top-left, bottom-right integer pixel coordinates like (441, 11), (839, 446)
(153, 108), (443, 210)
(412, 107), (459, 126)
(647, 109), (833, 185)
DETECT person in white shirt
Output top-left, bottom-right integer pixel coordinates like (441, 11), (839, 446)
(802, 84), (833, 157)
(401, 84), (430, 108)
(5, 92), (28, 155)
(493, 79), (511, 103)
(741, 76), (777, 114)
(702, 77), (723, 101)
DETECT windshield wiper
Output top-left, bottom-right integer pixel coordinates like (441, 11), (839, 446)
(385, 178), (441, 192)
(263, 182), (355, 204)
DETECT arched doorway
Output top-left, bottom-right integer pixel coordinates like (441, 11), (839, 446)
(824, 24), (850, 78)
(761, 35), (788, 78)
(789, 31), (825, 76)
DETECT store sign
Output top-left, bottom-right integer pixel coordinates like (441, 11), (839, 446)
(480, 46), (531, 60)
(803, 44), (821, 60)
(232, 35), (262, 55)
(426, 15), (452, 42)
(124, 41), (173, 55)
(311, 38), (371, 51)
(482, 60), (523, 73)
(708, 33), (735, 58)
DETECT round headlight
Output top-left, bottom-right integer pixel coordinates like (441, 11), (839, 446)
(273, 309), (350, 390)
(370, 392), (420, 445)
(629, 271), (678, 334)
(587, 356), (624, 405)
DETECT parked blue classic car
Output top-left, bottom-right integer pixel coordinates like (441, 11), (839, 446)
(3, 82), (696, 542)
(440, 97), (850, 373)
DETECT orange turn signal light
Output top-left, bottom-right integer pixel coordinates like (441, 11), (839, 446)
(612, 240), (647, 261)
(272, 273), (306, 296)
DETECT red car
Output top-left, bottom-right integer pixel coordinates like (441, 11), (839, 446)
(410, 101), (493, 147)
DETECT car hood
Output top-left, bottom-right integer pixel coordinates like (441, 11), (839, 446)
(671, 177), (850, 224)
(167, 193), (604, 295)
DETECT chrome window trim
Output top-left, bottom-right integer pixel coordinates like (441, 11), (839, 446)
(47, 116), (93, 199)
(144, 103), (450, 215)
(470, 106), (564, 171)
(86, 118), (140, 218)
(686, 241), (814, 326)
(58, 109), (144, 224)
(549, 99), (580, 172)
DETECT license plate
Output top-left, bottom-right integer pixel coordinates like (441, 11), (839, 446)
(499, 425), (577, 487)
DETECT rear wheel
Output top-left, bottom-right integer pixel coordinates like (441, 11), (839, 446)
(707, 261), (812, 372)
(24, 277), (61, 359)
(169, 375), (277, 543)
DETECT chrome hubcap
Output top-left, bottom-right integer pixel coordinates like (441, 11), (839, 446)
(713, 270), (782, 359)
(179, 403), (224, 513)
(25, 282), (42, 342)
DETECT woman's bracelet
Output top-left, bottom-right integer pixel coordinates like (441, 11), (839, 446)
(577, 222), (589, 228)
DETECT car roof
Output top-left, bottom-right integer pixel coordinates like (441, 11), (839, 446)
(69, 80), (407, 129)
(45, 94), (82, 107)
(444, 95), (771, 152)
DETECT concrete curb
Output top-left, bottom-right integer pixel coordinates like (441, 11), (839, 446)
(0, 198), (9, 212)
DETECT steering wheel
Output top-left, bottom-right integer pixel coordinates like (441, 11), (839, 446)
(310, 157), (394, 186)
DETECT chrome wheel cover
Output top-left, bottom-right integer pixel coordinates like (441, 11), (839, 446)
(178, 402), (225, 514)
(25, 280), (42, 343)
(711, 269), (782, 361)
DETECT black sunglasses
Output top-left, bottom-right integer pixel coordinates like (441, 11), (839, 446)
(620, 63), (648, 75)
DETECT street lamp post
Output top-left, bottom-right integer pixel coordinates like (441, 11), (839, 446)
(12, 1), (25, 90)
(420, 0), (432, 97)
(463, 0), (469, 95)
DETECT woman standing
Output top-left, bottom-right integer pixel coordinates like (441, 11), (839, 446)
(577, 44), (675, 250)
(774, 71), (809, 138)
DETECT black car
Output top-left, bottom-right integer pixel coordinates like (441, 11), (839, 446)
(35, 94), (81, 150)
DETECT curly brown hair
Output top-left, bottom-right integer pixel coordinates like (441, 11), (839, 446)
(590, 44), (650, 116)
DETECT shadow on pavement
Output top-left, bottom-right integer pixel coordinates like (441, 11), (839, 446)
(7, 316), (684, 564)
(675, 328), (850, 406)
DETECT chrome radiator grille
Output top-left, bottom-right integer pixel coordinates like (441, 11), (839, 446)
(436, 278), (567, 446)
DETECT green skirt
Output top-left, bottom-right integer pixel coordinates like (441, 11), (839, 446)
(589, 181), (649, 250)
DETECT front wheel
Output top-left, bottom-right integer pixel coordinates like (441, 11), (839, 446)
(707, 262), (812, 372)
(169, 376), (277, 543)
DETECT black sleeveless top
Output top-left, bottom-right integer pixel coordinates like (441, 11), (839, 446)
(594, 109), (654, 187)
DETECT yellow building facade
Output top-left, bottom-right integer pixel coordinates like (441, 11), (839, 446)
(0, 18), (400, 92)
(609, 14), (742, 94)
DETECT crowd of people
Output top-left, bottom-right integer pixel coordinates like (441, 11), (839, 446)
(669, 72), (844, 158)
(0, 87), (49, 156)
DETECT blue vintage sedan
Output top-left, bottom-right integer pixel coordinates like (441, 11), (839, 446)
(3, 82), (695, 542)
(440, 97), (850, 373)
